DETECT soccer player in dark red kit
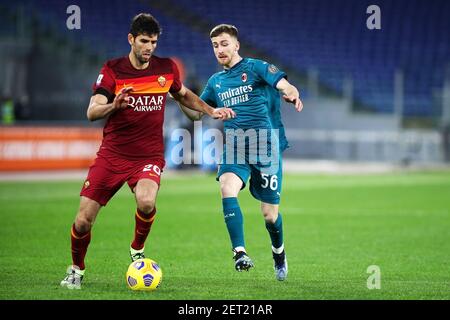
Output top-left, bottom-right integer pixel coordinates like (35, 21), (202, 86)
(60, 13), (235, 289)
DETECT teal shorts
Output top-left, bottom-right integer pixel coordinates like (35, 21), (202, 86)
(217, 154), (283, 205)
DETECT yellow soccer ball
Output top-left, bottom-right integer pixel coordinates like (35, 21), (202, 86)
(126, 258), (162, 291)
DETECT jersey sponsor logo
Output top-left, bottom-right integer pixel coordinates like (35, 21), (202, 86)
(268, 64), (279, 74)
(128, 95), (164, 112)
(217, 85), (253, 107)
(96, 74), (104, 85)
(217, 85), (253, 100)
(241, 73), (247, 82)
(157, 76), (166, 87)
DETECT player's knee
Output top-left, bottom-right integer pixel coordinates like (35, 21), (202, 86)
(219, 173), (242, 197)
(74, 215), (94, 233)
(137, 197), (155, 214)
(76, 197), (100, 232)
(220, 182), (239, 198)
(261, 206), (278, 223)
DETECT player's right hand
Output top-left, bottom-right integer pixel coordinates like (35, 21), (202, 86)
(212, 107), (236, 120)
(113, 87), (134, 110)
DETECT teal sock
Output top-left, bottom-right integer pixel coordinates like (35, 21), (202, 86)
(265, 213), (284, 250)
(222, 197), (245, 249)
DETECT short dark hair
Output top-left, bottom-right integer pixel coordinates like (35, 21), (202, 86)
(210, 24), (238, 39)
(130, 13), (161, 37)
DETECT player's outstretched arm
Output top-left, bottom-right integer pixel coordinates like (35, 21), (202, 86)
(171, 85), (235, 120)
(87, 87), (133, 121)
(276, 78), (303, 112)
(174, 98), (204, 121)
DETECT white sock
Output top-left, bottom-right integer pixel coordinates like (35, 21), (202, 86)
(233, 246), (246, 254)
(71, 265), (85, 276)
(130, 246), (145, 254)
(75, 269), (85, 276)
(272, 244), (284, 254)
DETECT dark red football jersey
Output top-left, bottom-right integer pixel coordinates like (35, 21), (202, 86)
(92, 55), (182, 160)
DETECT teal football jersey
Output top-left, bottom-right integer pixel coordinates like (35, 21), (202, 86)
(265, 86), (289, 152)
(200, 58), (289, 151)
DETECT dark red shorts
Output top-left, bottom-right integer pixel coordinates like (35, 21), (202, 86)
(80, 154), (165, 206)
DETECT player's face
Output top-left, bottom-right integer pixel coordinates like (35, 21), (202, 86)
(211, 33), (239, 67)
(129, 33), (158, 65)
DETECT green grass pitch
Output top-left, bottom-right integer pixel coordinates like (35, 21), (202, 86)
(0, 171), (449, 300)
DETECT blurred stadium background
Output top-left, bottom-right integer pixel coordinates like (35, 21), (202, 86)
(0, 0), (449, 173)
(1, 0), (450, 300)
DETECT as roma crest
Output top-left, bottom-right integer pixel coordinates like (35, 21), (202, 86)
(157, 76), (166, 87)
(241, 73), (247, 82)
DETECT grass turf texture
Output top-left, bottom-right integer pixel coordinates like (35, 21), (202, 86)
(0, 171), (449, 300)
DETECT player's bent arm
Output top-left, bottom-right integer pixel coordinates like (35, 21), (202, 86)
(276, 78), (303, 112)
(175, 99), (204, 121)
(172, 85), (235, 120)
(171, 85), (215, 117)
(276, 78), (300, 99)
(86, 94), (115, 121)
(87, 87), (133, 121)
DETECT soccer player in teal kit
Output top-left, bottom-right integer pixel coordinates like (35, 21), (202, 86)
(179, 24), (303, 280)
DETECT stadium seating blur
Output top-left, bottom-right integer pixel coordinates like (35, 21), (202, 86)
(174, 0), (450, 117)
(2, 0), (449, 118)
(3, 0), (218, 84)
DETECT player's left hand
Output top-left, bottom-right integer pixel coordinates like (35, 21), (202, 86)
(212, 107), (236, 120)
(283, 95), (303, 112)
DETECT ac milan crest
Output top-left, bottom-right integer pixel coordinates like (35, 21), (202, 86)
(241, 73), (247, 82)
